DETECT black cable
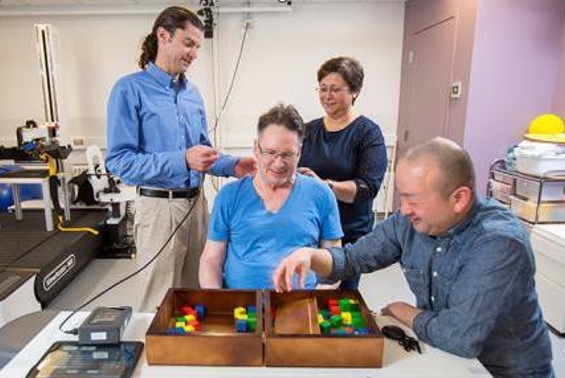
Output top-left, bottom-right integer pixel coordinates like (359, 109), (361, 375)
(58, 191), (201, 335)
(209, 21), (250, 134)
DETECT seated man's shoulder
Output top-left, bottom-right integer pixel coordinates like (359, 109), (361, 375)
(217, 177), (253, 198)
(299, 175), (333, 196)
(472, 198), (529, 244)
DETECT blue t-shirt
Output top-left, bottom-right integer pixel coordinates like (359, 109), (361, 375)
(208, 174), (343, 289)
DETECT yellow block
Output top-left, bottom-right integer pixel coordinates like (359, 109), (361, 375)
(234, 307), (246, 318)
(341, 311), (352, 325)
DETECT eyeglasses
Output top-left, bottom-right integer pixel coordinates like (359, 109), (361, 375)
(315, 86), (350, 95)
(257, 142), (300, 161)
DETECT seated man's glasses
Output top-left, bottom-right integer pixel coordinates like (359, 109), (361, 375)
(257, 143), (300, 161)
(316, 86), (350, 95)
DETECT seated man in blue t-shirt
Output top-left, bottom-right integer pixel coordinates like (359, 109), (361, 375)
(199, 104), (343, 289)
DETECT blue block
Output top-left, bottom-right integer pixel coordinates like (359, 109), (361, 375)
(247, 305), (257, 314)
(195, 304), (206, 318)
(235, 318), (247, 333)
(354, 328), (370, 335)
(167, 327), (186, 335)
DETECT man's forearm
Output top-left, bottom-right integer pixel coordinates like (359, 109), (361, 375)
(381, 301), (422, 328)
(310, 248), (335, 278)
(198, 261), (223, 288)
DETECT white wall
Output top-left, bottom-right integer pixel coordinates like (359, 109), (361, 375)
(0, 1), (403, 209)
(0, 1), (403, 148)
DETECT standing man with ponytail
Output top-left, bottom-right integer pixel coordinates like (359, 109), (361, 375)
(106, 6), (256, 312)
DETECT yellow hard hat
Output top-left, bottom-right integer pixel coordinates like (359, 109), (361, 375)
(528, 114), (565, 135)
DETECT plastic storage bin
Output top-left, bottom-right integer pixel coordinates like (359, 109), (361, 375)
(509, 195), (565, 223)
(515, 154), (565, 177)
(515, 178), (565, 202)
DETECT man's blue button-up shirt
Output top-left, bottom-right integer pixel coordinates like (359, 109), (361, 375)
(327, 197), (553, 377)
(106, 63), (237, 189)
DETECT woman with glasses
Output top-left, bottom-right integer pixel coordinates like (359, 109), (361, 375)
(199, 104), (343, 289)
(299, 57), (388, 290)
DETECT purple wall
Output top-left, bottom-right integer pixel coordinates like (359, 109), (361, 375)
(553, 21), (565, 118)
(464, 0), (565, 193)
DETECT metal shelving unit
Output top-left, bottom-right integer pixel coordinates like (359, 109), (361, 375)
(487, 159), (565, 224)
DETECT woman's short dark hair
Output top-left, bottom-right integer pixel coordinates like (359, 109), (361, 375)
(317, 57), (364, 104)
(139, 6), (204, 69)
(257, 104), (304, 141)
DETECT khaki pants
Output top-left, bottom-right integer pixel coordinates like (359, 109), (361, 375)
(133, 192), (209, 312)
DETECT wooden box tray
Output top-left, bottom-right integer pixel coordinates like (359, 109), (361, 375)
(265, 289), (383, 368)
(145, 288), (263, 366)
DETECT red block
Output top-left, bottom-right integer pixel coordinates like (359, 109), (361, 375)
(330, 305), (341, 315)
(181, 305), (197, 317)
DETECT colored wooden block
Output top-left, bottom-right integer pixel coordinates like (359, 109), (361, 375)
(341, 311), (352, 325)
(184, 314), (196, 323)
(247, 305), (257, 314)
(247, 317), (257, 332)
(330, 305), (341, 315)
(319, 309), (330, 319)
(319, 320), (331, 335)
(338, 299), (351, 311)
(330, 314), (343, 328)
(349, 301), (360, 311)
(194, 304), (206, 318)
(234, 306), (246, 318)
(236, 318), (248, 332)
(355, 327), (370, 335)
(181, 305), (197, 316)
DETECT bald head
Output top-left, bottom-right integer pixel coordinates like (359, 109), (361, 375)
(399, 137), (476, 198)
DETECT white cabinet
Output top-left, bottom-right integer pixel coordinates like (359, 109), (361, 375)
(531, 225), (565, 333)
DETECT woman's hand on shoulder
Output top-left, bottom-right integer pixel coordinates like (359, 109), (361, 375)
(297, 167), (321, 181)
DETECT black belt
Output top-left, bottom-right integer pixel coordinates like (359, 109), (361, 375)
(138, 187), (200, 199)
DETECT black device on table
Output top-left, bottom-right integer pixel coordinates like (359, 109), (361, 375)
(25, 340), (143, 378)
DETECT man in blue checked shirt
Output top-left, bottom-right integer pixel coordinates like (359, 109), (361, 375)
(106, 6), (256, 312)
(273, 137), (553, 378)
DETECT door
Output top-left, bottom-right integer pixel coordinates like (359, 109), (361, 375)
(396, 17), (457, 160)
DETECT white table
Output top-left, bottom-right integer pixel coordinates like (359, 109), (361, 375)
(0, 311), (491, 377)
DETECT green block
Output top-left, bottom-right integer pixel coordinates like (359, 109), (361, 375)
(319, 309), (331, 319)
(338, 299), (351, 311)
(319, 320), (331, 334)
(349, 302), (360, 311)
(330, 314), (343, 328)
(247, 317), (257, 332)
(352, 316), (366, 328)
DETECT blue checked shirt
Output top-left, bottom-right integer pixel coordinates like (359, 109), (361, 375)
(106, 63), (237, 189)
(326, 197), (553, 377)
